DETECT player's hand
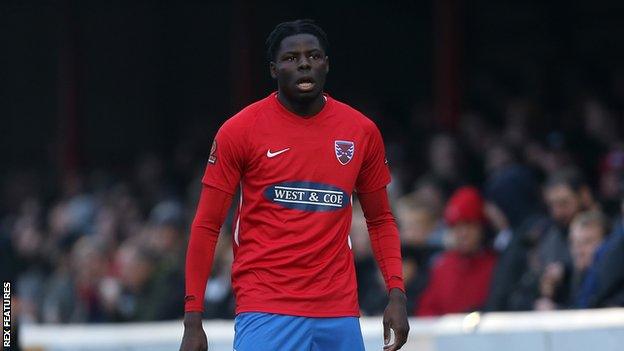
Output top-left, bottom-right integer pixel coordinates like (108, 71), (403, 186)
(382, 288), (409, 351)
(180, 312), (208, 351)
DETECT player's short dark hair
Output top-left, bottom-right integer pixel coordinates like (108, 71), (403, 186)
(265, 19), (329, 62)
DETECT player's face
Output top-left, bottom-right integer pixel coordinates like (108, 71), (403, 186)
(270, 34), (329, 103)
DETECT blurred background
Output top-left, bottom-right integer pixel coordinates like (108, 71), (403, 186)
(2, 0), (624, 350)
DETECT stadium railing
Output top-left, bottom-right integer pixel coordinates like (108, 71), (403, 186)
(20, 308), (624, 351)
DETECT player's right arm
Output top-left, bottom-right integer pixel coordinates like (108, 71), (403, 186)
(180, 117), (248, 351)
(180, 185), (233, 351)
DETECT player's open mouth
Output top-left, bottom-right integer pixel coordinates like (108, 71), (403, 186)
(296, 78), (315, 92)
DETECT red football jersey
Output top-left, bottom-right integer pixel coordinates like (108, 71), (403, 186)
(202, 92), (391, 317)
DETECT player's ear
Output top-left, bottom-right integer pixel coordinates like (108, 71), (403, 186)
(270, 61), (278, 79)
(324, 56), (329, 74)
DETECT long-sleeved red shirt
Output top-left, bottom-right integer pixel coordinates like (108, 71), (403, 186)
(185, 93), (404, 316)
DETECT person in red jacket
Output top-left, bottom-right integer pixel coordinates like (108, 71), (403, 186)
(415, 186), (497, 316)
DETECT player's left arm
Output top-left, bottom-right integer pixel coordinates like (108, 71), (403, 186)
(359, 187), (409, 351)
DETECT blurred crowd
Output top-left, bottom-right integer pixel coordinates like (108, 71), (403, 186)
(354, 94), (624, 316)
(2, 93), (624, 324)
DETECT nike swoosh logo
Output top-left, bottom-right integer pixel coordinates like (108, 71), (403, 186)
(266, 148), (290, 158)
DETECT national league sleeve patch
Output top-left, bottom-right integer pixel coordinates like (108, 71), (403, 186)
(208, 139), (217, 164)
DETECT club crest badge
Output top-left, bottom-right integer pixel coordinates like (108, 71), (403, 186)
(335, 140), (355, 165)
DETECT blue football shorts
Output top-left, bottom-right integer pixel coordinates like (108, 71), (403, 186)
(233, 312), (366, 351)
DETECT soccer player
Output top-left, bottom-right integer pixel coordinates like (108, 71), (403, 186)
(180, 19), (409, 351)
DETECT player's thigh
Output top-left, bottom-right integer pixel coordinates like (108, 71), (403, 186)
(234, 312), (313, 351)
(311, 316), (365, 351)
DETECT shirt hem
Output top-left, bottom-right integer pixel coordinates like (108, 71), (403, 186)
(236, 306), (361, 318)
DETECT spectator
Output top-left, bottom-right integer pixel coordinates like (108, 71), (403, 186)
(41, 236), (109, 323)
(567, 210), (610, 309)
(408, 176), (448, 248)
(427, 134), (465, 194)
(396, 196), (443, 313)
(397, 196), (444, 249)
(482, 146), (543, 311)
(588, 199), (624, 307)
(415, 187), (497, 316)
(612, 199), (624, 239)
(111, 242), (161, 321)
(483, 141), (540, 247)
(534, 169), (597, 310)
(598, 145), (624, 216)
(501, 168), (596, 311)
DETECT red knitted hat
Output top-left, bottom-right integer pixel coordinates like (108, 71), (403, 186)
(444, 186), (484, 225)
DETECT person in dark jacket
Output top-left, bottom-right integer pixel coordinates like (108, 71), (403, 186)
(588, 199), (624, 307)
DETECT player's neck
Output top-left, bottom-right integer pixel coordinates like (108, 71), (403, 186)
(276, 91), (325, 118)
